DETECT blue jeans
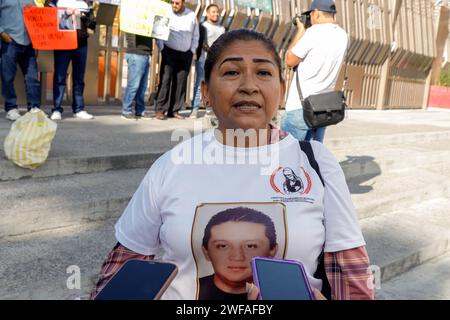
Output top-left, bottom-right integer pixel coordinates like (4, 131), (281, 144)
(281, 109), (326, 142)
(191, 58), (205, 110)
(122, 53), (150, 115)
(281, 109), (308, 141)
(53, 45), (88, 114)
(305, 127), (326, 143)
(0, 40), (41, 112)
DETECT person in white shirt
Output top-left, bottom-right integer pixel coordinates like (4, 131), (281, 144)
(154, 0), (199, 120)
(283, 0), (348, 143)
(90, 29), (373, 301)
(190, 3), (225, 119)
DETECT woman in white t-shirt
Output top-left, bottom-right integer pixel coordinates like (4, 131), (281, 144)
(90, 29), (374, 300)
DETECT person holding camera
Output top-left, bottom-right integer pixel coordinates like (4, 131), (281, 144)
(283, 0), (348, 143)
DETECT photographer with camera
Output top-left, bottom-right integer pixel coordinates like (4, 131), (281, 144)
(282, 0), (348, 143)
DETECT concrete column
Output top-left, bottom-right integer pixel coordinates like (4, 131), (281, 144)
(85, 30), (100, 105)
(376, 57), (390, 110)
(422, 69), (432, 110)
(430, 5), (449, 85)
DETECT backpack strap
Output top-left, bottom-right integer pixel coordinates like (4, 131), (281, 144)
(299, 141), (324, 187)
(299, 140), (331, 299)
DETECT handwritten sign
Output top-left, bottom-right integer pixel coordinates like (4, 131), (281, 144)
(235, 0), (273, 13)
(119, 0), (171, 40)
(24, 7), (77, 50)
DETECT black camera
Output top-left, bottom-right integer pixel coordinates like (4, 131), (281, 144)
(292, 14), (311, 29)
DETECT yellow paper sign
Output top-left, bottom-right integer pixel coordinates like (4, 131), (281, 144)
(119, 0), (171, 40)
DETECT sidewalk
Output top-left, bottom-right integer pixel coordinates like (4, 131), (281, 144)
(2, 107), (450, 160)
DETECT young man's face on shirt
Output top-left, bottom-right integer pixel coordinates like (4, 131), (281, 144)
(202, 221), (277, 293)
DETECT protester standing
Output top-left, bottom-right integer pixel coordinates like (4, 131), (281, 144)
(121, 33), (154, 120)
(46, 0), (96, 121)
(190, 3), (225, 119)
(0, 0), (41, 121)
(154, 0), (199, 120)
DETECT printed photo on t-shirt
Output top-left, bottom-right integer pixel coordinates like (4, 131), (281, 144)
(191, 202), (287, 300)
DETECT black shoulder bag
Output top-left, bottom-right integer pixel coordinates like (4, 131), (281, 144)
(295, 41), (349, 130)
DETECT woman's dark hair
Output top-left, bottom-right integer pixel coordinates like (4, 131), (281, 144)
(202, 206), (277, 250)
(204, 29), (283, 84)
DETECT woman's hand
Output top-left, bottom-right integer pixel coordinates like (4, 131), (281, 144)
(246, 282), (259, 300)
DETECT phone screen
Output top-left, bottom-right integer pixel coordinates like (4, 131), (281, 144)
(95, 260), (177, 300)
(254, 259), (313, 300)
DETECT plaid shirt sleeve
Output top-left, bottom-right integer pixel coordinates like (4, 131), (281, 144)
(324, 246), (375, 300)
(89, 243), (154, 300)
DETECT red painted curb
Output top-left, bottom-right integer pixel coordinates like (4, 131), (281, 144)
(428, 86), (450, 109)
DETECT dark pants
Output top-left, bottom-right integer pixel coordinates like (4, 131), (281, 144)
(0, 40), (41, 112)
(53, 45), (88, 114)
(155, 47), (193, 115)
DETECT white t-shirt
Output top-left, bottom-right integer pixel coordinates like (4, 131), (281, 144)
(285, 23), (348, 112)
(115, 130), (365, 300)
(199, 21), (225, 62)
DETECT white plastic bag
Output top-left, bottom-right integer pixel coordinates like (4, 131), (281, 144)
(4, 110), (57, 169)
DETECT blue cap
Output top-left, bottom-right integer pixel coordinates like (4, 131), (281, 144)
(302, 0), (337, 15)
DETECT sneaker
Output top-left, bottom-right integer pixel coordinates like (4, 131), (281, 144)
(6, 109), (21, 121)
(30, 107), (41, 113)
(205, 108), (215, 116)
(74, 110), (94, 120)
(136, 112), (152, 120)
(189, 109), (198, 119)
(50, 111), (62, 121)
(121, 113), (136, 121)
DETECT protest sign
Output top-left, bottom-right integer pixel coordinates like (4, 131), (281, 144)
(97, 2), (119, 26)
(23, 7), (77, 50)
(235, 0), (273, 13)
(119, 0), (171, 40)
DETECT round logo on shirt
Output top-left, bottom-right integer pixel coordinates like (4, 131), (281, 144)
(270, 166), (312, 196)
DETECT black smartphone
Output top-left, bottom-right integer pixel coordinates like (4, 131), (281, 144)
(251, 257), (315, 300)
(94, 259), (178, 300)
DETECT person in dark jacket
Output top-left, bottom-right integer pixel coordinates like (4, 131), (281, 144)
(46, 0), (96, 120)
(121, 33), (153, 120)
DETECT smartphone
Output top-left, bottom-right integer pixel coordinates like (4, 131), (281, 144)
(251, 257), (315, 300)
(94, 259), (178, 300)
